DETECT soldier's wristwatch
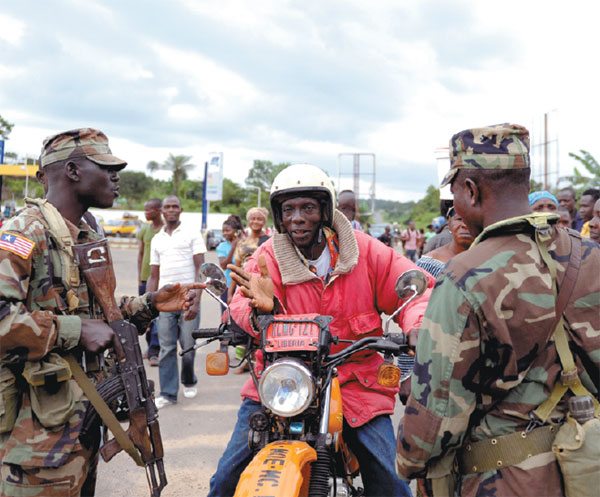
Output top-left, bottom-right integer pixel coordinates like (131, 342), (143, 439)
(146, 292), (158, 316)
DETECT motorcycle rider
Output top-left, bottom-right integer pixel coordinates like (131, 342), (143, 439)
(208, 164), (434, 497)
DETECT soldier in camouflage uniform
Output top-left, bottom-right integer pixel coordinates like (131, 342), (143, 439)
(0, 128), (202, 496)
(396, 124), (600, 496)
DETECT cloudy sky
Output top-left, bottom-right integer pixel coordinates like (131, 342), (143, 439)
(0, 0), (598, 202)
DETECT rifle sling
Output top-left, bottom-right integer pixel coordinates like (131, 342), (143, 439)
(456, 231), (598, 475)
(534, 232), (600, 422)
(65, 355), (144, 467)
(26, 198), (80, 311)
(550, 232), (581, 340)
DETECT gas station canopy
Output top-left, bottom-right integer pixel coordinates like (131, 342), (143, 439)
(0, 164), (38, 177)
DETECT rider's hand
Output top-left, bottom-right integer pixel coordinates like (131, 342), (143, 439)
(80, 318), (122, 356)
(152, 283), (205, 314)
(228, 255), (274, 312)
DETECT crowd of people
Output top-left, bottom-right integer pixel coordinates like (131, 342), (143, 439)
(0, 124), (598, 497)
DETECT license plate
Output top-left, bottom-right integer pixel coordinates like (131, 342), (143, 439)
(264, 314), (321, 352)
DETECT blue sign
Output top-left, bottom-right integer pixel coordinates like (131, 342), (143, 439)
(0, 140), (4, 164)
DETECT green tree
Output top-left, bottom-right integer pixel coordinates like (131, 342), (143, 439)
(0, 115), (14, 140)
(179, 179), (203, 201)
(562, 150), (600, 190)
(406, 185), (441, 229)
(211, 178), (248, 213)
(147, 154), (196, 196)
(529, 178), (544, 192)
(375, 199), (416, 224)
(245, 160), (290, 206)
(118, 171), (154, 208)
(3, 177), (44, 199)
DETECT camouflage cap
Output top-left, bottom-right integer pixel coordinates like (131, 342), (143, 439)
(440, 123), (530, 187)
(40, 128), (127, 169)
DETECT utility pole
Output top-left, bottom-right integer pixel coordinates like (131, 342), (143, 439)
(353, 155), (360, 214)
(201, 161), (208, 231)
(544, 112), (549, 190)
(252, 186), (261, 208)
(0, 140), (4, 205)
(531, 110), (559, 190)
(337, 153), (376, 216)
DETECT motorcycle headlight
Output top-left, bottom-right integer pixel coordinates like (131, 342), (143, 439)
(258, 359), (315, 417)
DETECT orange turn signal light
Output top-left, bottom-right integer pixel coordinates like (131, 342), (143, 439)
(206, 352), (229, 375)
(377, 362), (401, 387)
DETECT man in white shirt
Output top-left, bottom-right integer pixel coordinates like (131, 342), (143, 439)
(147, 195), (206, 408)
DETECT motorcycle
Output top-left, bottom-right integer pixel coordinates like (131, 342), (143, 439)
(182, 263), (428, 497)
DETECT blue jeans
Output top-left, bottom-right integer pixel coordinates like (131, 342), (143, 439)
(208, 399), (411, 497)
(156, 310), (199, 401)
(147, 319), (160, 357)
(405, 249), (417, 262)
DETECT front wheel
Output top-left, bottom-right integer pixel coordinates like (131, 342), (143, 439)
(234, 441), (316, 497)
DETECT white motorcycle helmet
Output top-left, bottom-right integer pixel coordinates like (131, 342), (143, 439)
(270, 164), (336, 233)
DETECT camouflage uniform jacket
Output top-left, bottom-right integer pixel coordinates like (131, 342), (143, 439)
(0, 203), (156, 468)
(397, 214), (600, 496)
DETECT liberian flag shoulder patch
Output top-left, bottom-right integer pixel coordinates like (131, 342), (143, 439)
(0, 232), (36, 259)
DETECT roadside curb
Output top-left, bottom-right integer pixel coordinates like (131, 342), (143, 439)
(108, 238), (138, 249)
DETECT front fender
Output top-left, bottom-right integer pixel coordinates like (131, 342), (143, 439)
(235, 440), (317, 497)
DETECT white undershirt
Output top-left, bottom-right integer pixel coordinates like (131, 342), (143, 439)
(308, 246), (331, 278)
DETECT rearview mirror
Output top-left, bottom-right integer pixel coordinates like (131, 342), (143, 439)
(201, 262), (228, 295)
(383, 269), (428, 337)
(395, 269), (428, 300)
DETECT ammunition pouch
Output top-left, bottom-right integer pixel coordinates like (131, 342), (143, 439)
(22, 353), (82, 429)
(553, 415), (600, 497)
(0, 368), (19, 434)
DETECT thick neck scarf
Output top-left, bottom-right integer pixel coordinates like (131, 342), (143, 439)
(293, 226), (339, 282)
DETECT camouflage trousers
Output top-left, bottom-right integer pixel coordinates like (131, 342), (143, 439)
(0, 446), (97, 497)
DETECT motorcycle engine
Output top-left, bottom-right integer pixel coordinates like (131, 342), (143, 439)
(329, 477), (354, 497)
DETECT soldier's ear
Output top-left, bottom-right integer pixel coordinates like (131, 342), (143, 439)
(64, 160), (81, 183)
(464, 177), (480, 207)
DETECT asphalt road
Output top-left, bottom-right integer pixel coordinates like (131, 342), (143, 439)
(96, 247), (247, 496)
(96, 244), (408, 497)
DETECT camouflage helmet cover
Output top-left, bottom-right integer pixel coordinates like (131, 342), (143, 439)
(40, 128), (127, 169)
(441, 123), (530, 187)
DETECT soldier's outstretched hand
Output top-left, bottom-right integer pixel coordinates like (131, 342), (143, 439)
(152, 282), (206, 314)
(228, 254), (274, 312)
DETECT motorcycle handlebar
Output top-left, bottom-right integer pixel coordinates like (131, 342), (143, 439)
(191, 328), (222, 339)
(386, 333), (408, 346)
(327, 333), (408, 364)
(367, 340), (403, 354)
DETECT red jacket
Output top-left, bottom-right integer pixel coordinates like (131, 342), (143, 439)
(230, 211), (434, 427)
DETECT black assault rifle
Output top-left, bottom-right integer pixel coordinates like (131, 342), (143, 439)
(73, 239), (167, 497)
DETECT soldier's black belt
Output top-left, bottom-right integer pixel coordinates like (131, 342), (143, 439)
(457, 425), (556, 474)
